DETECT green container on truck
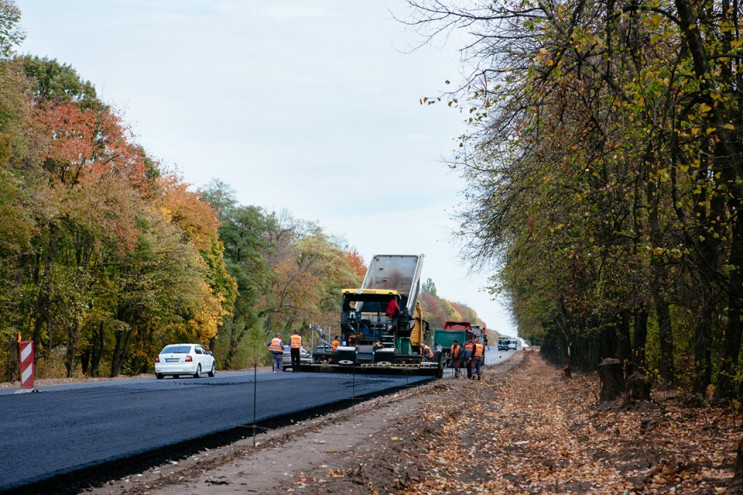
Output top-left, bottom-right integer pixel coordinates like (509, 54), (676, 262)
(434, 321), (474, 357)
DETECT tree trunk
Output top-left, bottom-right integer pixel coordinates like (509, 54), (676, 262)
(719, 210), (743, 399)
(4, 339), (19, 382)
(728, 437), (743, 495)
(633, 308), (648, 371)
(32, 224), (59, 365)
(64, 319), (79, 378)
(623, 371), (651, 408)
(89, 322), (104, 377)
(648, 175), (674, 385)
(618, 310), (632, 376)
(110, 329), (132, 377)
(599, 358), (625, 401)
(693, 285), (714, 394)
(653, 284), (674, 385)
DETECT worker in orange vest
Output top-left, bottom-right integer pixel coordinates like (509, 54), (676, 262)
(332, 336), (340, 351)
(420, 343), (434, 360)
(472, 340), (485, 380)
(268, 333), (284, 373)
(450, 340), (462, 378)
(462, 339), (475, 379)
(289, 329), (303, 372)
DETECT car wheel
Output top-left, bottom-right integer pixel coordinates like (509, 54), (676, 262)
(194, 364), (202, 378)
(156, 373), (164, 380)
(208, 362), (215, 377)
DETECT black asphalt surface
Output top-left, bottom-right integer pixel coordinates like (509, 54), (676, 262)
(0, 370), (431, 492)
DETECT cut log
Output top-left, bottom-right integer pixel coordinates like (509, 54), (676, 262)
(598, 358), (625, 401)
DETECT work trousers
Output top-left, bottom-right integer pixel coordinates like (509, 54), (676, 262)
(272, 351), (283, 372)
(450, 357), (461, 376)
(290, 348), (300, 371)
(471, 356), (482, 378)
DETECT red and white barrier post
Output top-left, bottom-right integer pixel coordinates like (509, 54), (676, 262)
(19, 340), (35, 390)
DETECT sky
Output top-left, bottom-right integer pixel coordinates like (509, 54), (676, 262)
(15, 0), (517, 337)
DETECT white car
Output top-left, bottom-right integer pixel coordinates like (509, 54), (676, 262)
(154, 343), (215, 379)
(282, 345), (312, 369)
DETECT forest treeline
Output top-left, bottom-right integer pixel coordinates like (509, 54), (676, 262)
(0, 2), (483, 380)
(406, 0), (743, 399)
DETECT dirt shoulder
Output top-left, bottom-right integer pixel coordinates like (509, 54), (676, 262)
(81, 350), (739, 494)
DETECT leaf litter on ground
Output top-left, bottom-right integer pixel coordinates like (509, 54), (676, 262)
(293, 349), (739, 494)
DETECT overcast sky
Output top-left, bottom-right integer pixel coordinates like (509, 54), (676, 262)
(15, 0), (517, 336)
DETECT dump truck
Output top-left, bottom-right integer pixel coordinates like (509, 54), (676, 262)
(433, 321), (474, 359)
(308, 254), (443, 376)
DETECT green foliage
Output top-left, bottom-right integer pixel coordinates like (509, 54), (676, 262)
(419, 286), (482, 331)
(19, 55), (99, 106)
(0, 0), (23, 59)
(421, 277), (437, 296)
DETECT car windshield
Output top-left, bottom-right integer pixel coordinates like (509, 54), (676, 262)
(161, 345), (191, 354)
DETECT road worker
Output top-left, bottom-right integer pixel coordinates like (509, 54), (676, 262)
(462, 338), (475, 379)
(332, 336), (340, 351)
(268, 333), (284, 373)
(385, 297), (401, 328)
(472, 339), (485, 380)
(450, 340), (462, 378)
(289, 329), (303, 372)
(420, 342), (434, 360)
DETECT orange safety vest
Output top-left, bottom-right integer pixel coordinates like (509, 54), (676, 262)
(464, 342), (474, 353)
(290, 334), (302, 349)
(421, 344), (433, 359)
(331, 340), (340, 351)
(269, 337), (283, 353)
(450, 344), (461, 358)
(474, 343), (484, 358)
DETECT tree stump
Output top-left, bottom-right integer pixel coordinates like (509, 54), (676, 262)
(563, 365), (572, 378)
(598, 358), (625, 401)
(623, 371), (651, 407)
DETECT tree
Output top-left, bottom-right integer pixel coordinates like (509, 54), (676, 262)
(0, 0), (23, 59)
(404, 0), (743, 397)
(421, 277), (437, 296)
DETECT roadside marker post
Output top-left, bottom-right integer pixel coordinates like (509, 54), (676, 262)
(17, 341), (37, 393)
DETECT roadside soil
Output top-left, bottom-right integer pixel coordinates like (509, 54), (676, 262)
(66, 348), (741, 495)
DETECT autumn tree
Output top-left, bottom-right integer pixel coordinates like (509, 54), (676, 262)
(0, 51), (233, 379)
(202, 180), (275, 368)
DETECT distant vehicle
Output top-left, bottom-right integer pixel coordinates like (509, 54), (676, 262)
(154, 343), (215, 379)
(498, 338), (510, 351)
(509, 340), (518, 350)
(282, 345), (312, 369)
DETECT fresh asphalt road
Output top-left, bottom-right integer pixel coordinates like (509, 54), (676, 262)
(0, 370), (431, 491)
